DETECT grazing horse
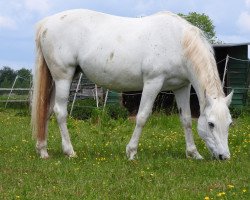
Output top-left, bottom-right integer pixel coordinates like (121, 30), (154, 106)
(31, 9), (233, 160)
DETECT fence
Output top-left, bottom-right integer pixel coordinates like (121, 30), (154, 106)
(0, 75), (32, 108)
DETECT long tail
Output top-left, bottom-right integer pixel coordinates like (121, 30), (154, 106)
(31, 21), (53, 141)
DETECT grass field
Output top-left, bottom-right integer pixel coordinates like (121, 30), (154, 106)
(0, 108), (249, 199)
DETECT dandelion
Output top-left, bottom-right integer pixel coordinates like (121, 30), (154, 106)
(242, 189), (247, 193)
(55, 161), (61, 166)
(227, 184), (234, 189)
(217, 192), (225, 197)
(100, 157), (106, 161)
(140, 170), (145, 177)
(204, 196), (210, 200)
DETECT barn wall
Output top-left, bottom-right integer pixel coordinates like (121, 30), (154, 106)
(214, 45), (249, 106)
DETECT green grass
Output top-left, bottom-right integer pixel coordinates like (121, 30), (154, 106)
(0, 109), (249, 200)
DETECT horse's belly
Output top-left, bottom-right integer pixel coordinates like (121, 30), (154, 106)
(81, 63), (144, 91)
(82, 63), (188, 92)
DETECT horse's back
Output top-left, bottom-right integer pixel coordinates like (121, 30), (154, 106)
(38, 9), (190, 91)
(38, 9), (188, 55)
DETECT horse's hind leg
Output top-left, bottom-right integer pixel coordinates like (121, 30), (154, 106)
(126, 77), (164, 160)
(53, 79), (76, 157)
(173, 84), (203, 159)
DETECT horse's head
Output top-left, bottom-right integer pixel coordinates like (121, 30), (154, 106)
(197, 91), (233, 160)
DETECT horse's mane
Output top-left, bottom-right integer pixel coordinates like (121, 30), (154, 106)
(182, 26), (224, 98)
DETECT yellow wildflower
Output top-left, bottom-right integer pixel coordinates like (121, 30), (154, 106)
(204, 196), (210, 200)
(227, 184), (234, 189)
(217, 192), (225, 197)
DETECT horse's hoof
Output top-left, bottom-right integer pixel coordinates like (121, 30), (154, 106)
(186, 150), (203, 160)
(63, 145), (76, 157)
(41, 155), (49, 159)
(194, 154), (203, 160)
(68, 152), (77, 158)
(126, 145), (137, 160)
(40, 151), (49, 159)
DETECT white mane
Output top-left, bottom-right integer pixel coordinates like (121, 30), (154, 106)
(182, 26), (224, 98)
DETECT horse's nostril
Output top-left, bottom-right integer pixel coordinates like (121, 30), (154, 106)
(219, 154), (223, 160)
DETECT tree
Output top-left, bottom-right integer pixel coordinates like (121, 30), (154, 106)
(0, 67), (32, 88)
(0, 66), (16, 88)
(1, 77), (11, 88)
(16, 68), (32, 88)
(178, 12), (220, 44)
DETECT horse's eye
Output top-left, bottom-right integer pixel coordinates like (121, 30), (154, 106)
(208, 122), (215, 129)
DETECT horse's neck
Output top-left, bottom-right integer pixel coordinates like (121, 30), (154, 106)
(189, 64), (225, 113)
(182, 26), (225, 113)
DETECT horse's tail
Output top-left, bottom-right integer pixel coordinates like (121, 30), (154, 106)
(31, 20), (53, 141)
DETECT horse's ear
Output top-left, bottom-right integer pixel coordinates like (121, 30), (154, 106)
(225, 90), (234, 106)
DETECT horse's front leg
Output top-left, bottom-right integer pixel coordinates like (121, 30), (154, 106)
(126, 77), (164, 160)
(173, 84), (203, 159)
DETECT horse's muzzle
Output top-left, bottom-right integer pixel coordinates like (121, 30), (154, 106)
(218, 154), (230, 160)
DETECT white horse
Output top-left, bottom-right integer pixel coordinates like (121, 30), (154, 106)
(32, 9), (233, 160)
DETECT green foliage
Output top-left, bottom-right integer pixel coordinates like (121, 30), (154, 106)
(230, 107), (243, 118)
(230, 106), (250, 118)
(105, 104), (129, 120)
(0, 66), (16, 88)
(178, 12), (219, 43)
(1, 77), (10, 88)
(6, 101), (30, 109)
(15, 68), (32, 88)
(69, 98), (97, 120)
(0, 110), (249, 199)
(0, 66), (32, 89)
(0, 94), (30, 110)
(69, 99), (129, 120)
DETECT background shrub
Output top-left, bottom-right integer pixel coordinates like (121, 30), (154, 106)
(105, 104), (129, 120)
(69, 99), (129, 121)
(230, 106), (250, 118)
(69, 98), (97, 120)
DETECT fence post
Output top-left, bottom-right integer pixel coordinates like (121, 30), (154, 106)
(222, 55), (229, 88)
(95, 84), (99, 108)
(5, 75), (19, 108)
(103, 89), (109, 110)
(70, 73), (83, 116)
